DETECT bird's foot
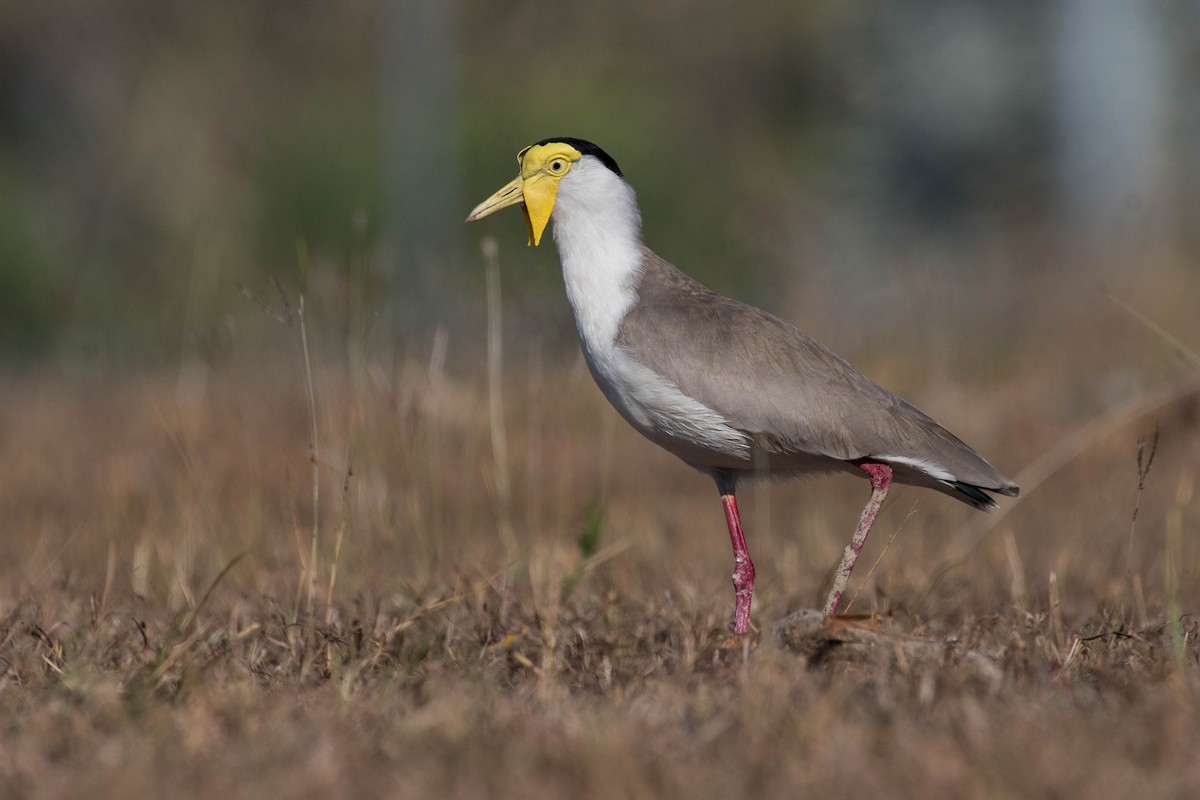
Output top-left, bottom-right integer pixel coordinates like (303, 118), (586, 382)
(707, 627), (759, 667)
(692, 625), (759, 672)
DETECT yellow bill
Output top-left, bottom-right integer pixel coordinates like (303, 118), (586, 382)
(465, 142), (582, 246)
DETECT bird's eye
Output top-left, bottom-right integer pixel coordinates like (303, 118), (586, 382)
(550, 160), (565, 173)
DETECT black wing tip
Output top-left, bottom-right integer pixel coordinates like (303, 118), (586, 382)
(945, 480), (1019, 510)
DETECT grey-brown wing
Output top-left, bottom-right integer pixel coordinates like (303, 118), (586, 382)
(618, 250), (1016, 492)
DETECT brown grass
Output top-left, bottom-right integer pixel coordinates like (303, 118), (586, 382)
(1, 284), (1199, 798)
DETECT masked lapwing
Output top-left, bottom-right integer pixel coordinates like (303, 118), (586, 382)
(467, 137), (1018, 636)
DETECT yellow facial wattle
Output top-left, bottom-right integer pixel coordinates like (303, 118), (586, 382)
(466, 142), (582, 246)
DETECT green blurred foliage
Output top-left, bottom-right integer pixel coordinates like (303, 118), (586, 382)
(0, 175), (54, 355)
(0, 2), (1193, 362)
(250, 89), (383, 281)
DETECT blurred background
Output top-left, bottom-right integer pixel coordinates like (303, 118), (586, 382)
(1, 1), (1197, 368)
(1, 1), (1199, 616)
(2, 7), (1200, 794)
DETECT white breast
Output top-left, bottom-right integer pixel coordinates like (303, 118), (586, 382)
(551, 159), (751, 461)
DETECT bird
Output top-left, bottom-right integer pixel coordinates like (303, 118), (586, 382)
(466, 137), (1018, 636)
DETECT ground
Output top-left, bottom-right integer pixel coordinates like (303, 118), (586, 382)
(1, 318), (1197, 797)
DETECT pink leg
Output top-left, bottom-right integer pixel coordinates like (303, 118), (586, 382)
(721, 492), (756, 635)
(823, 462), (892, 616)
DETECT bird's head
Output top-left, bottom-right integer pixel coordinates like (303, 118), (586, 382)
(466, 138), (624, 246)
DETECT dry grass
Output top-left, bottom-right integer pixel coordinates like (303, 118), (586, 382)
(1, 283), (1199, 797)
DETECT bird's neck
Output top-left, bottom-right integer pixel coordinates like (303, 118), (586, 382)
(551, 176), (645, 349)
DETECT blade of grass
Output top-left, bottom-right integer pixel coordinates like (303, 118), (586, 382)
(1103, 286), (1200, 368)
(297, 293), (321, 622)
(484, 237), (517, 564)
(325, 459), (353, 624)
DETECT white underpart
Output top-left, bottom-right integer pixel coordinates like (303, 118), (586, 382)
(551, 158), (751, 460)
(876, 455), (955, 482)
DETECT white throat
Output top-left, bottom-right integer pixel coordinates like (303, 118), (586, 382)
(550, 158), (644, 352)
